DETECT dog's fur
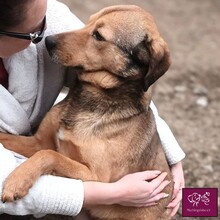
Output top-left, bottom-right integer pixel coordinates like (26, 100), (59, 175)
(0, 5), (173, 220)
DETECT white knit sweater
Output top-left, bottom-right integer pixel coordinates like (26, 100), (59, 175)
(0, 144), (84, 217)
(0, 0), (185, 217)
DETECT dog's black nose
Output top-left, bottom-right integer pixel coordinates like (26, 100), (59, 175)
(45, 36), (57, 52)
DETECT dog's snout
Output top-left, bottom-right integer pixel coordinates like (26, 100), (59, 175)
(45, 36), (57, 52)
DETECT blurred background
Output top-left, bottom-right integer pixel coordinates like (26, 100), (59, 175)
(62, 0), (220, 219)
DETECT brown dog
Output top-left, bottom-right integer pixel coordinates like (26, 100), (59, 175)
(1, 5), (173, 220)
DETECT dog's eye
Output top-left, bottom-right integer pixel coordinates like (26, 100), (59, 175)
(92, 31), (105, 41)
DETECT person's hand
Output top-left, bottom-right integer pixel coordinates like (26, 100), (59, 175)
(167, 161), (185, 218)
(83, 170), (170, 208)
(112, 170), (170, 207)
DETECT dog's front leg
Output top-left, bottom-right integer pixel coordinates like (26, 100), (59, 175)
(0, 133), (49, 157)
(1, 149), (94, 203)
(0, 124), (58, 158)
(0, 106), (61, 157)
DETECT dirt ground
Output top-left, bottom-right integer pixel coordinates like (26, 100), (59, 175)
(2, 0), (219, 220)
(60, 1), (220, 219)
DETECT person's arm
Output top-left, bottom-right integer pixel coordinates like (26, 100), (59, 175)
(150, 101), (185, 217)
(167, 161), (185, 218)
(83, 171), (170, 207)
(0, 144), (170, 217)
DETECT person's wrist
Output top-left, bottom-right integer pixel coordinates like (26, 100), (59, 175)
(107, 181), (121, 205)
(171, 161), (183, 170)
(83, 181), (118, 207)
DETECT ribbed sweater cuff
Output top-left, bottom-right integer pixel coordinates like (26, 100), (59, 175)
(150, 101), (186, 165)
(33, 175), (84, 217)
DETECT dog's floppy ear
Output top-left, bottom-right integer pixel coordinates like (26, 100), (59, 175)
(143, 37), (171, 91)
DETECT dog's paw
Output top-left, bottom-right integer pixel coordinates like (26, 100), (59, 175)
(1, 176), (32, 202)
(1, 165), (37, 203)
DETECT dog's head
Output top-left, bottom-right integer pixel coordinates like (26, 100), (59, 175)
(46, 5), (171, 91)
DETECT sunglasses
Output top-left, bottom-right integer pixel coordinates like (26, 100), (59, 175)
(0, 16), (46, 44)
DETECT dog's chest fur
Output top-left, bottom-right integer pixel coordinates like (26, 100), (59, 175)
(55, 80), (157, 182)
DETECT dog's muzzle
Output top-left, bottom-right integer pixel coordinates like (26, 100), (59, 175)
(45, 35), (57, 55)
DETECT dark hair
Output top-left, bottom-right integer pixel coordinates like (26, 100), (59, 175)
(0, 0), (34, 30)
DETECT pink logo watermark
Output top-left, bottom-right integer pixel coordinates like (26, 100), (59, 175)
(182, 188), (218, 217)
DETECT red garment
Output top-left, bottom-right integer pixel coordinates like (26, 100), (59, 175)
(0, 58), (8, 88)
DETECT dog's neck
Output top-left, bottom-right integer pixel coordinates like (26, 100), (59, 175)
(78, 71), (121, 89)
(65, 71), (152, 120)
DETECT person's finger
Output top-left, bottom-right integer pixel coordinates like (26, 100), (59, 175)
(151, 180), (171, 197)
(131, 170), (162, 181)
(149, 172), (168, 191)
(145, 192), (170, 204)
